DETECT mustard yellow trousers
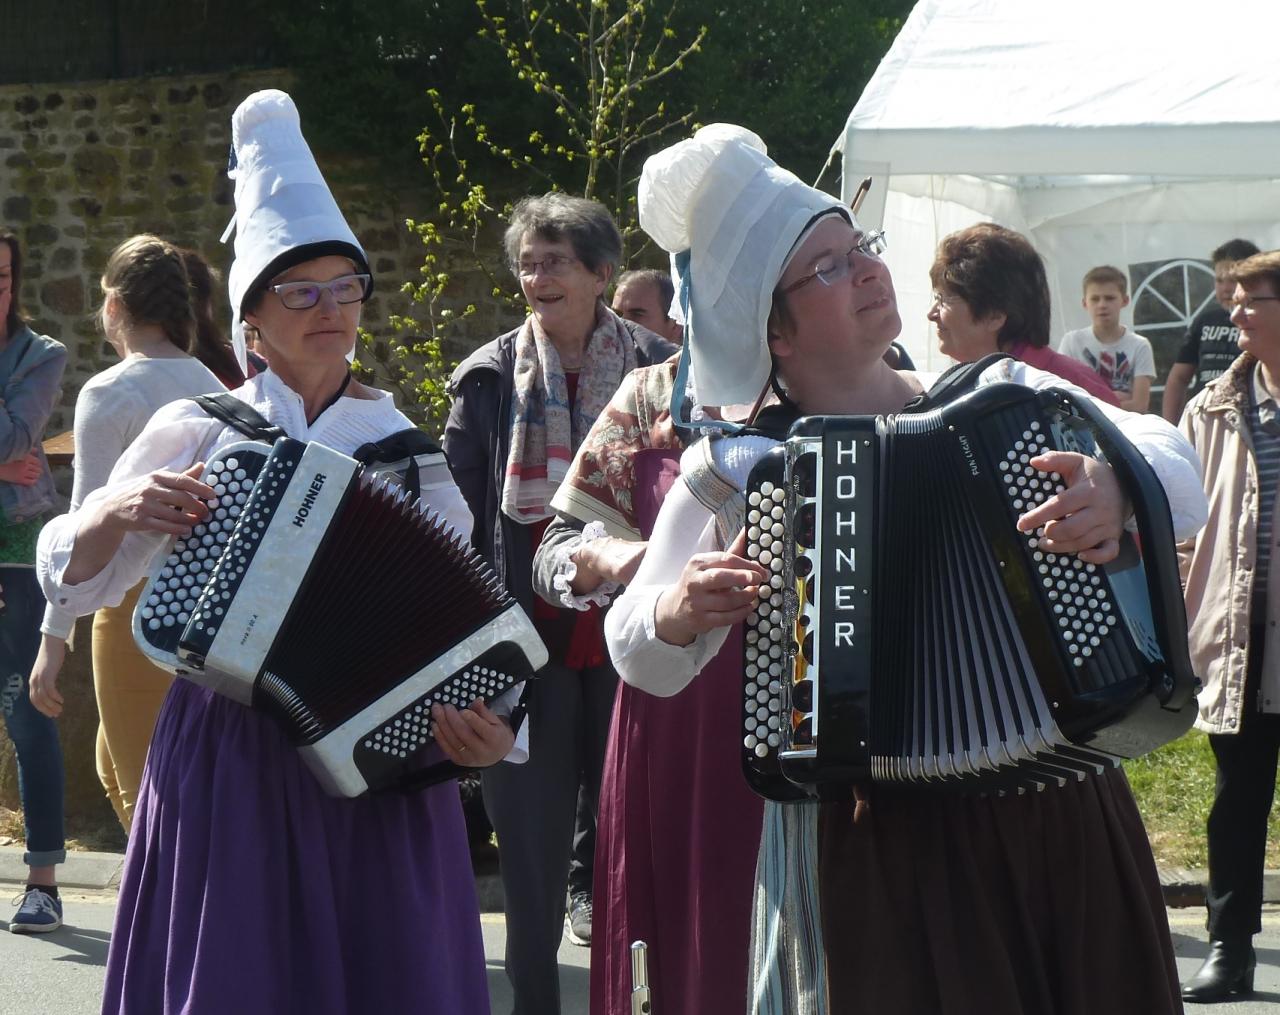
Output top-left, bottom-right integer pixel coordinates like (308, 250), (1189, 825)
(91, 581), (172, 833)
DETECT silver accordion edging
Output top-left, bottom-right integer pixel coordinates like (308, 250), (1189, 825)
(134, 437), (547, 797)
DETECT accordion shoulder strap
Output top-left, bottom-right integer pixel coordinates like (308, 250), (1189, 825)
(904, 352), (1011, 414)
(189, 392), (287, 443)
(352, 429), (445, 503)
(684, 437), (747, 549)
(190, 393), (444, 501)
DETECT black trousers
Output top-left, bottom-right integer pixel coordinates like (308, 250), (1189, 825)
(1206, 625), (1280, 941)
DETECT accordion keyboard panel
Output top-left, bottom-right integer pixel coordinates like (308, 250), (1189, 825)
(345, 640), (532, 793)
(743, 460), (796, 798)
(181, 441), (308, 664)
(133, 442), (271, 674)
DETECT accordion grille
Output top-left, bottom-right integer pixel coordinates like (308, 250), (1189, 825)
(256, 474), (510, 743)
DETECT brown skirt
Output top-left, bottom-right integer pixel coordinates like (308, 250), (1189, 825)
(819, 767), (1182, 1015)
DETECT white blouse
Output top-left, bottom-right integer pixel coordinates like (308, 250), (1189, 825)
(38, 369), (526, 762)
(604, 361), (1210, 698)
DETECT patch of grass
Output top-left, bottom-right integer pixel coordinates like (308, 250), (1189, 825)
(1123, 729), (1280, 869)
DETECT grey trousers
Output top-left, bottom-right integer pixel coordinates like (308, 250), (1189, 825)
(483, 657), (618, 1015)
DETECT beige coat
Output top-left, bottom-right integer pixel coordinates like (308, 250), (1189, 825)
(1178, 352), (1280, 733)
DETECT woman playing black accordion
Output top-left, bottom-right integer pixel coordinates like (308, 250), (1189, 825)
(605, 125), (1208, 1015)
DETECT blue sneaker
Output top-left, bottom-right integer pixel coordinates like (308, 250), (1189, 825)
(10, 888), (62, 934)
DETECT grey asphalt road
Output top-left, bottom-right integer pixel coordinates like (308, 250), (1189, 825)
(0, 890), (590, 1015)
(1, 895), (1278, 1014)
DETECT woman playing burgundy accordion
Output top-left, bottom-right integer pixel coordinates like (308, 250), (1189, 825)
(35, 91), (517, 1014)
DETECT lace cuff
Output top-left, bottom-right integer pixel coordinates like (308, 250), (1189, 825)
(551, 520), (623, 610)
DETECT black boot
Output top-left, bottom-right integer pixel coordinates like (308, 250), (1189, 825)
(1181, 938), (1257, 1003)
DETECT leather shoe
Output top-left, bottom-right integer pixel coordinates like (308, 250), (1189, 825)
(1182, 938), (1256, 1003)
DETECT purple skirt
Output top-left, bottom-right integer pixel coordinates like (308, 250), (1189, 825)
(102, 679), (489, 1015)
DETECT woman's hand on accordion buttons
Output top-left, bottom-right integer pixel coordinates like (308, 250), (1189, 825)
(654, 530), (768, 647)
(431, 700), (514, 767)
(101, 462), (215, 537)
(1017, 451), (1127, 564)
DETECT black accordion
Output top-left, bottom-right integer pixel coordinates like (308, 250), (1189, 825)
(134, 437), (546, 797)
(741, 383), (1197, 799)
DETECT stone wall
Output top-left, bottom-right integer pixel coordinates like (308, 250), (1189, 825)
(0, 67), (524, 833)
(0, 67), (522, 436)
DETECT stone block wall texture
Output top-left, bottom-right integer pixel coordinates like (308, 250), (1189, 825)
(0, 67), (525, 831)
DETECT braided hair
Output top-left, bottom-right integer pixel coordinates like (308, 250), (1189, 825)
(179, 247), (245, 387)
(100, 234), (196, 353)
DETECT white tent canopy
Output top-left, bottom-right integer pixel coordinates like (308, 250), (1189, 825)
(836, 0), (1280, 376)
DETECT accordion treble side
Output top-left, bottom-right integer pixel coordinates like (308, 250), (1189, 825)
(742, 383), (1198, 799)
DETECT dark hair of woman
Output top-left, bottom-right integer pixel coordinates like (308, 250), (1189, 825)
(180, 248), (245, 388)
(929, 222), (1052, 349)
(100, 235), (197, 353)
(1, 229), (25, 336)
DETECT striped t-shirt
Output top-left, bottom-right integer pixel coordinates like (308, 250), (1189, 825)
(1248, 364), (1280, 619)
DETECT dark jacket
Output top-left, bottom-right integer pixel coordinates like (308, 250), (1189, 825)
(0, 324), (68, 523)
(442, 314), (676, 611)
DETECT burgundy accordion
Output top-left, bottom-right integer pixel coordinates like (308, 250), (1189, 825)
(134, 437), (546, 796)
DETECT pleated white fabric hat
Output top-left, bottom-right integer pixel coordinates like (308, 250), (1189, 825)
(638, 124), (847, 408)
(221, 89), (369, 369)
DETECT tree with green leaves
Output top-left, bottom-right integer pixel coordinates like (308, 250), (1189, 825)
(355, 0), (706, 430)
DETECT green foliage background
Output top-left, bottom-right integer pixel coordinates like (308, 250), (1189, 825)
(259, 1), (913, 429)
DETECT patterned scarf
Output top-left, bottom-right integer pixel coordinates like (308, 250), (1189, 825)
(549, 359), (684, 536)
(501, 304), (637, 523)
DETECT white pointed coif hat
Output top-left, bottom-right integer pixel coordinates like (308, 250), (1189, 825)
(221, 89), (370, 369)
(638, 124), (847, 411)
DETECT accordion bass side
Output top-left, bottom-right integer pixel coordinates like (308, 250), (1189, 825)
(742, 383), (1198, 799)
(134, 437), (547, 797)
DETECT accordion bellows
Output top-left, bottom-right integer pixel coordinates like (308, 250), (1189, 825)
(742, 383), (1198, 799)
(134, 438), (546, 797)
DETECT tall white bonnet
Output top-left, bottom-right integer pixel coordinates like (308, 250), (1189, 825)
(638, 124), (846, 408)
(221, 89), (368, 370)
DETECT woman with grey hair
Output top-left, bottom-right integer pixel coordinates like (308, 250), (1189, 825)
(444, 192), (676, 1014)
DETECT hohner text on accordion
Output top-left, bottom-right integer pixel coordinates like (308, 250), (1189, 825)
(828, 437), (860, 650)
(194, 442), (352, 701)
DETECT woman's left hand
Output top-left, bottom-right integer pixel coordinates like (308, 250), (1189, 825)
(1016, 450), (1128, 564)
(431, 699), (515, 767)
(29, 635), (67, 718)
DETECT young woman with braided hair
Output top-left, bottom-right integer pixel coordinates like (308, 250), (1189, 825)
(179, 247), (248, 389)
(29, 234), (225, 833)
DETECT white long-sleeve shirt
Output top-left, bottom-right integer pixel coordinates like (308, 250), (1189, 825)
(41, 354), (226, 639)
(37, 369), (526, 761)
(605, 361), (1209, 698)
